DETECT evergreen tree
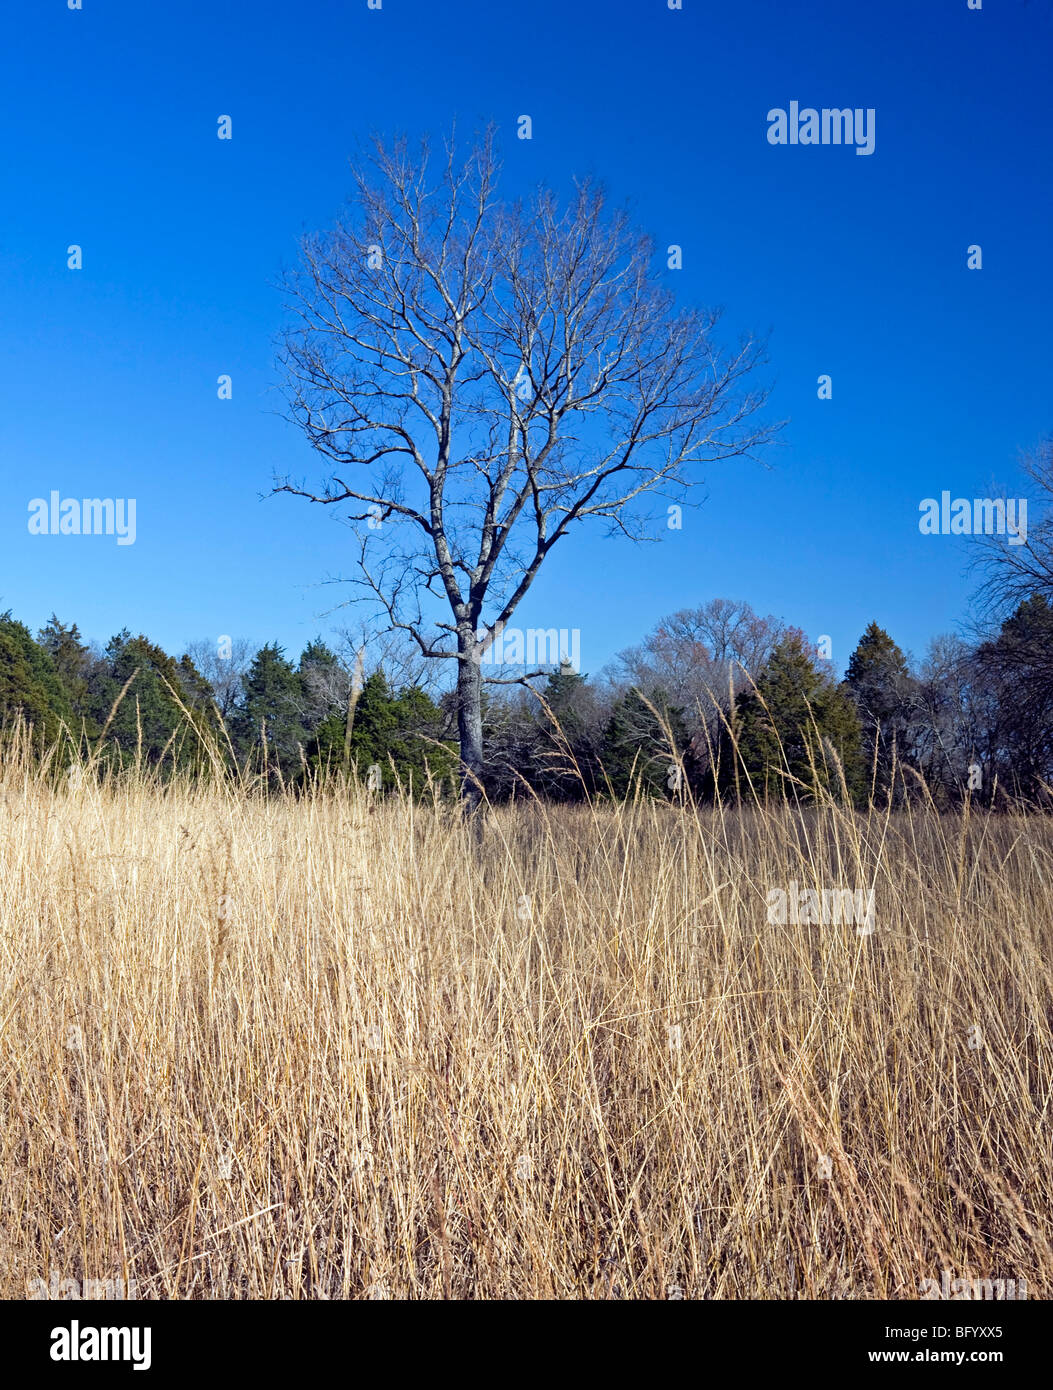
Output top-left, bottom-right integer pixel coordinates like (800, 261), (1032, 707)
(233, 643), (308, 780)
(601, 686), (690, 799)
(843, 622), (917, 802)
(717, 631), (865, 804)
(530, 665), (603, 799)
(175, 653), (220, 716)
(0, 613), (71, 746)
(87, 632), (212, 772)
(975, 594), (1053, 798)
(297, 639), (348, 732)
(305, 670), (456, 793)
(38, 615), (95, 729)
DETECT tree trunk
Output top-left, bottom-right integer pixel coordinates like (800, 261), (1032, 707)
(456, 636), (485, 810)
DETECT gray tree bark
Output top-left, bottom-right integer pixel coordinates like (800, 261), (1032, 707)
(456, 631), (485, 808)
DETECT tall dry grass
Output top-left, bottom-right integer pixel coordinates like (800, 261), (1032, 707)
(1, 733), (1051, 1299)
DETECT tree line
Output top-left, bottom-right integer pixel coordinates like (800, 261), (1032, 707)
(1, 592), (1050, 807)
(0, 616), (454, 792)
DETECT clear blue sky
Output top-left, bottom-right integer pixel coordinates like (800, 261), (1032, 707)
(2, 0), (1050, 678)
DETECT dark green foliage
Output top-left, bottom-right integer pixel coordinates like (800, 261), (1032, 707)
(0, 612), (71, 745)
(843, 622), (918, 802)
(231, 643), (307, 781)
(306, 670), (456, 793)
(298, 639), (347, 730)
(717, 631), (866, 804)
(975, 594), (1053, 798)
(0, 593), (1048, 809)
(528, 667), (604, 800)
(175, 654), (220, 713)
(38, 615), (94, 731)
(87, 632), (213, 772)
(600, 685), (690, 799)
(481, 667), (607, 802)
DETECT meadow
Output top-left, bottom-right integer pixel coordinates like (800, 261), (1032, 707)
(1, 738), (1051, 1300)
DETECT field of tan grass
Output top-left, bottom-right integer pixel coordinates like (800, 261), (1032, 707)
(2, 752), (1051, 1299)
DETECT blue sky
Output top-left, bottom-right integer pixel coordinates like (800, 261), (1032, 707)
(1, 0), (1050, 680)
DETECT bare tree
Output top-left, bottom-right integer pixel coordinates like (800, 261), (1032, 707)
(181, 638), (255, 721)
(972, 436), (1053, 619)
(912, 634), (994, 801)
(333, 620), (442, 697)
(609, 598), (785, 714)
(275, 128), (777, 805)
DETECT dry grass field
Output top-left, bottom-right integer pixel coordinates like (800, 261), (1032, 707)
(2, 741), (1051, 1300)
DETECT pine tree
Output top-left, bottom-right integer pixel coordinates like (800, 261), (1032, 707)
(719, 631), (865, 804)
(38, 615), (94, 729)
(843, 622), (917, 802)
(305, 669), (455, 793)
(531, 665), (602, 799)
(233, 644), (307, 780)
(0, 613), (71, 747)
(88, 632), (211, 773)
(601, 686), (690, 799)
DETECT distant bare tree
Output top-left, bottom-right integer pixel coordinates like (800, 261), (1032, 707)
(333, 621), (442, 697)
(182, 638), (255, 721)
(912, 634), (995, 801)
(610, 598), (784, 713)
(275, 128), (777, 805)
(973, 436), (1053, 618)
